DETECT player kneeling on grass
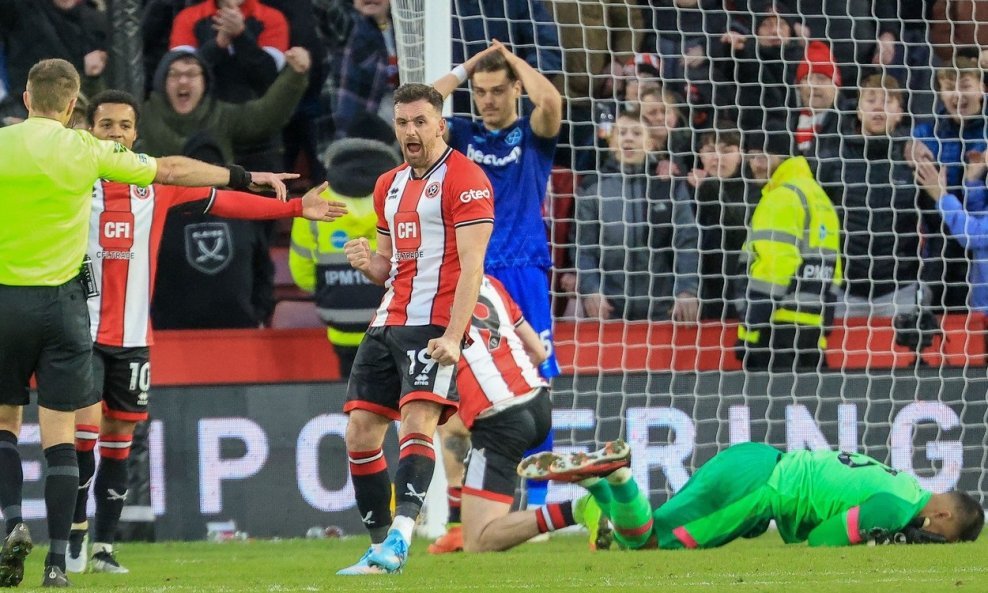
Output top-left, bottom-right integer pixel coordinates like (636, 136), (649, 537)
(428, 275), (582, 553)
(520, 441), (983, 549)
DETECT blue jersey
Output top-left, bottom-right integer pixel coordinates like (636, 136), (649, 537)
(448, 117), (556, 270)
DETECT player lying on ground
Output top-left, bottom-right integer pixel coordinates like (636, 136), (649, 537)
(520, 441), (984, 549)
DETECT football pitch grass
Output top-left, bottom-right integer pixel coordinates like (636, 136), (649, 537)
(12, 533), (987, 592)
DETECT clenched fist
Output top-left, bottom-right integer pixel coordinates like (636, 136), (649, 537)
(285, 47), (312, 74)
(345, 237), (373, 273)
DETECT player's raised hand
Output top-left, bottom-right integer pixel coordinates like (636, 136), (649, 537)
(300, 182), (348, 222)
(345, 237), (373, 273)
(427, 334), (461, 366)
(247, 171), (300, 201)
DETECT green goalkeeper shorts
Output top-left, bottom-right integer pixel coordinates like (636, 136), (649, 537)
(653, 442), (781, 549)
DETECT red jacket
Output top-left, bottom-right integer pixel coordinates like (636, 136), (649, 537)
(169, 0), (288, 53)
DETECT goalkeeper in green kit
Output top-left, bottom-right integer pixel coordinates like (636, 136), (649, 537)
(518, 441), (983, 549)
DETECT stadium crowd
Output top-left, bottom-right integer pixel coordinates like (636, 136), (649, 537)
(2, 1), (986, 354)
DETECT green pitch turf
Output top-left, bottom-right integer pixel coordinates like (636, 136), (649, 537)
(13, 533), (987, 592)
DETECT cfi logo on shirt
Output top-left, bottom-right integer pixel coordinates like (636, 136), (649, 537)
(425, 182), (441, 198)
(459, 188), (491, 203)
(505, 127), (522, 146)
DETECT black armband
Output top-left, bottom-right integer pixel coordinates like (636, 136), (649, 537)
(226, 165), (252, 190)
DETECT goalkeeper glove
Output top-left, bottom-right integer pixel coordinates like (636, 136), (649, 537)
(866, 517), (947, 545)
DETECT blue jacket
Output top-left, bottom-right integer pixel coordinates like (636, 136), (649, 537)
(939, 185), (988, 311)
(913, 108), (988, 191)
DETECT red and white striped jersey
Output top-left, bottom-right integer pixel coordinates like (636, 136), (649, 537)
(87, 181), (216, 347)
(457, 275), (548, 429)
(371, 147), (494, 328)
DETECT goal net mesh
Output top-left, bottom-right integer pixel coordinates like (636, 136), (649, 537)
(393, 1), (988, 510)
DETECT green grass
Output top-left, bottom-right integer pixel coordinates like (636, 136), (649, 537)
(15, 533), (988, 592)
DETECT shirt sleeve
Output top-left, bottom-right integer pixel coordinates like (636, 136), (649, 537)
(208, 191), (302, 219)
(91, 136), (157, 187)
(256, 5), (290, 51)
(374, 171), (393, 235)
(446, 161), (495, 228)
(807, 493), (919, 547)
(489, 275), (524, 325)
(159, 185), (216, 211)
(169, 6), (199, 49)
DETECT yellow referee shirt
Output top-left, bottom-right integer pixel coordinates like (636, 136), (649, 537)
(0, 117), (158, 286)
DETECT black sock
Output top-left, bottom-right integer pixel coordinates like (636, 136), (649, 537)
(44, 444), (79, 571)
(94, 434), (132, 545)
(0, 431), (22, 535)
(348, 448), (392, 544)
(73, 424), (98, 527)
(393, 433), (435, 520)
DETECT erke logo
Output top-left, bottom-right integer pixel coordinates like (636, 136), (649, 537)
(459, 188), (491, 203)
(397, 221), (418, 239)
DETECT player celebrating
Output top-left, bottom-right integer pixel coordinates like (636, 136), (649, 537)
(65, 90), (345, 575)
(337, 83), (493, 575)
(445, 275), (575, 552)
(432, 38), (562, 543)
(521, 441), (984, 549)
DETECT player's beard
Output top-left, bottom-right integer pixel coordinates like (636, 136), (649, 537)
(402, 136), (433, 169)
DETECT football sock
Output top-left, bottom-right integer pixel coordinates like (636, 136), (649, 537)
(535, 503), (576, 534)
(94, 433), (133, 544)
(0, 431), (22, 535)
(348, 448), (392, 544)
(393, 433), (435, 534)
(605, 470), (653, 549)
(44, 444), (79, 571)
(73, 424), (98, 527)
(446, 486), (462, 525)
(584, 476), (614, 516)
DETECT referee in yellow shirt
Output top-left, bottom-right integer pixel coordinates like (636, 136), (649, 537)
(0, 59), (295, 587)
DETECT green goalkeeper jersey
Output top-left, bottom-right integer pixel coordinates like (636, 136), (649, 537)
(768, 449), (932, 544)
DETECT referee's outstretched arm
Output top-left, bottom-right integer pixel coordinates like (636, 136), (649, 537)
(153, 156), (294, 200)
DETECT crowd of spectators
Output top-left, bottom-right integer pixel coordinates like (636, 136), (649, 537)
(2, 0), (988, 333)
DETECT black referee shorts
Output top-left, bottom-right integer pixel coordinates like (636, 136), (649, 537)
(0, 279), (97, 412)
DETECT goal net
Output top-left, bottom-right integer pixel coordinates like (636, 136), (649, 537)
(393, 1), (988, 514)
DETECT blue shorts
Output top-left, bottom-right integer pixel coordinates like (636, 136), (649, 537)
(487, 266), (560, 379)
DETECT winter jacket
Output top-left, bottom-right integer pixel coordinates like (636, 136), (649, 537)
(574, 156), (699, 320)
(816, 120), (921, 299)
(138, 50), (307, 164)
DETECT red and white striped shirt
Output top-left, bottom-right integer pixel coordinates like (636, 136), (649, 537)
(87, 181), (303, 347)
(457, 276), (548, 429)
(371, 147), (494, 328)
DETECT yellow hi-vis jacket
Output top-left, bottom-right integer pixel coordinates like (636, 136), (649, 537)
(289, 187), (384, 347)
(739, 156), (843, 347)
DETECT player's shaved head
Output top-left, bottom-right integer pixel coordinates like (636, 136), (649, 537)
(26, 58), (81, 115)
(949, 491), (984, 542)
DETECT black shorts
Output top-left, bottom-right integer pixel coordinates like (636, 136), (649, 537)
(0, 279), (96, 412)
(344, 325), (459, 423)
(463, 390), (552, 504)
(93, 344), (151, 422)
